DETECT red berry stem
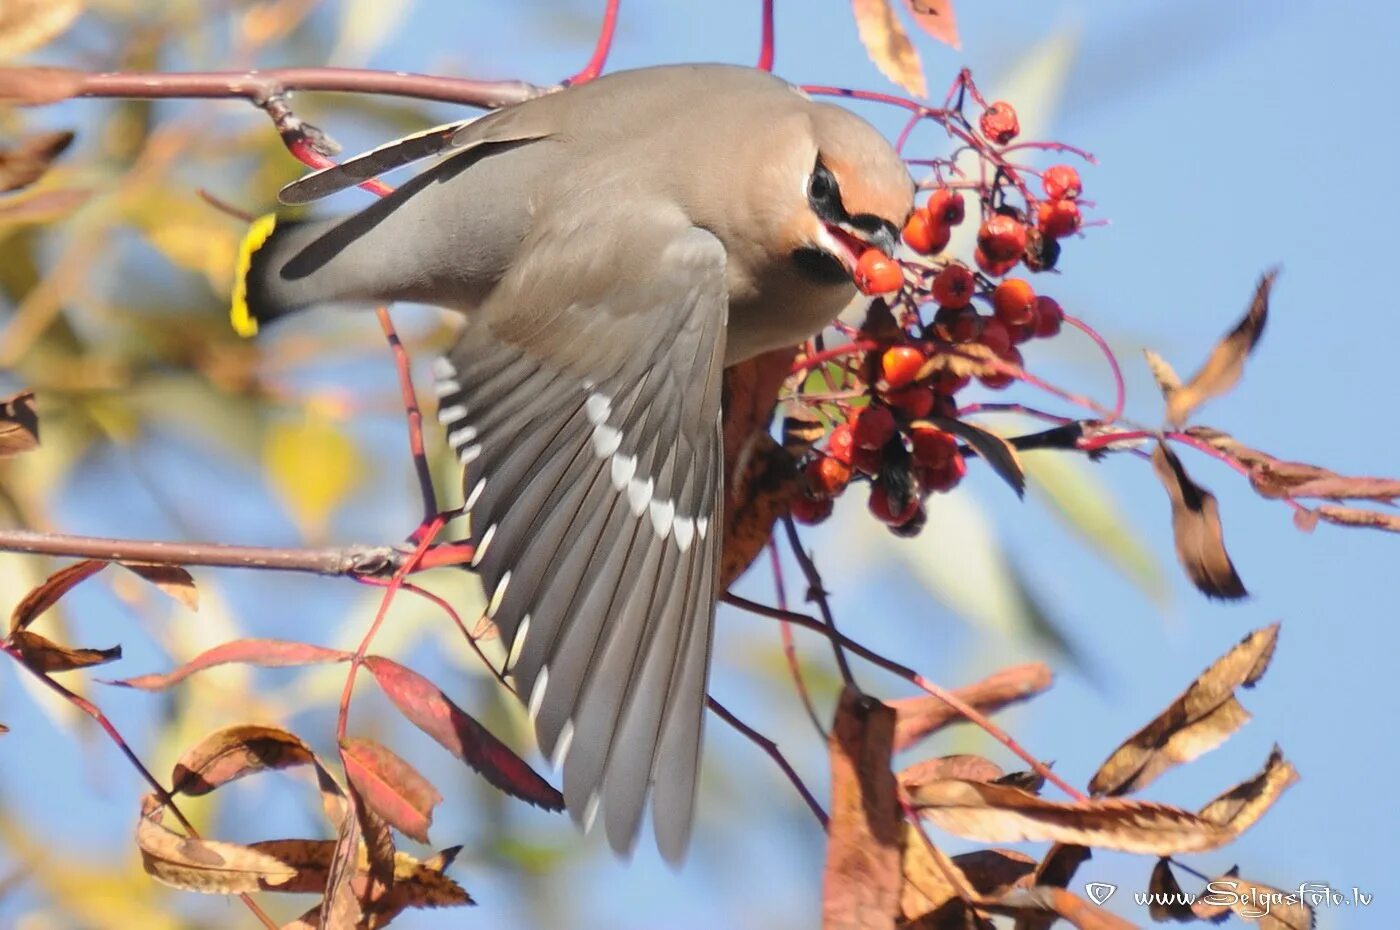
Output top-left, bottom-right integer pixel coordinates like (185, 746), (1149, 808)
(1062, 313), (1125, 423)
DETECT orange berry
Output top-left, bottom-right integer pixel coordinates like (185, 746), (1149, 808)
(979, 317), (1013, 357)
(974, 245), (1019, 277)
(902, 210), (951, 254)
(930, 305), (978, 343)
(917, 451), (967, 494)
(868, 480), (920, 526)
(805, 456), (853, 498)
(1037, 198), (1081, 239)
(992, 278), (1037, 327)
(827, 423), (856, 465)
(1041, 164), (1082, 200)
(931, 263), (976, 308)
(885, 384), (934, 418)
(977, 215), (1028, 263)
(926, 188), (966, 226)
(980, 101), (1020, 145)
(880, 345), (926, 389)
(852, 404), (897, 450)
(853, 249), (903, 295)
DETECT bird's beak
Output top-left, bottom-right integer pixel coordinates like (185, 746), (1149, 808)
(817, 220), (899, 278)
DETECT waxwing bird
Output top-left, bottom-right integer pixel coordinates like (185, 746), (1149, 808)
(231, 63), (913, 862)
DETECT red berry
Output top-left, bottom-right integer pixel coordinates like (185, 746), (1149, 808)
(806, 456), (853, 497)
(853, 249), (903, 295)
(931, 305), (978, 343)
(790, 494), (834, 525)
(880, 345), (926, 390)
(1041, 164), (1082, 200)
(926, 188), (966, 226)
(868, 481), (920, 526)
(992, 278), (1037, 327)
(852, 404), (897, 450)
(930, 369), (971, 396)
(973, 245), (1019, 277)
(1037, 198), (1081, 239)
(852, 444), (882, 475)
(980, 101), (1020, 145)
(979, 317), (1013, 357)
(827, 423), (856, 465)
(1033, 296), (1064, 339)
(931, 263), (976, 308)
(977, 215), (1028, 263)
(885, 384), (934, 418)
(902, 210), (951, 255)
(917, 451), (967, 494)
(979, 346), (1022, 390)
(910, 426), (958, 470)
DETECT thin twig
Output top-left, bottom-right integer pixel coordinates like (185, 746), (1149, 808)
(707, 695), (828, 828)
(565, 0), (620, 86)
(771, 541), (825, 737)
(781, 515), (855, 687)
(375, 307), (440, 532)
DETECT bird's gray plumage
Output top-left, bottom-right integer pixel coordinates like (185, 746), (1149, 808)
(234, 63), (913, 861)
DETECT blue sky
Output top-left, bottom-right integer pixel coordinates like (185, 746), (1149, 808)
(3, 2), (1397, 928)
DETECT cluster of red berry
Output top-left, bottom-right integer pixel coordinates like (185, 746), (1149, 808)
(792, 99), (1089, 535)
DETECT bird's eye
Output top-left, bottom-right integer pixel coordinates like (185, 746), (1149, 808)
(808, 165), (838, 205)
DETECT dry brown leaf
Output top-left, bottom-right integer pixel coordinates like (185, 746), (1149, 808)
(9, 559), (104, 632)
(1313, 504), (1400, 534)
(823, 686), (903, 930)
(137, 806), (301, 894)
(852, 0), (928, 97)
(119, 562), (199, 611)
(1143, 349), (1183, 397)
(0, 390), (39, 456)
(911, 779), (1241, 855)
(171, 724), (322, 796)
(902, 0), (960, 50)
(1089, 623), (1279, 797)
(0, 129), (73, 192)
(891, 662), (1053, 751)
(900, 755), (1005, 788)
(1151, 442), (1247, 599)
(929, 416), (1025, 497)
(722, 431), (798, 588)
(1146, 858), (1208, 922)
(322, 793), (367, 930)
(340, 737), (443, 845)
(1166, 270), (1276, 426)
(1151, 862), (1316, 929)
(1011, 845), (1092, 930)
(1198, 744), (1298, 833)
(899, 824), (987, 928)
(0, 0), (82, 59)
(277, 843), (472, 928)
(916, 342), (999, 382)
(9, 629), (120, 673)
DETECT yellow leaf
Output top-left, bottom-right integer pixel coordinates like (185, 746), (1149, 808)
(851, 0), (928, 98)
(0, 0), (82, 60)
(263, 413), (363, 540)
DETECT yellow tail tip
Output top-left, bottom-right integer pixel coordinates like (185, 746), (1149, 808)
(230, 212), (278, 337)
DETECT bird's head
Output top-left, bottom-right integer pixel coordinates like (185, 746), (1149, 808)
(773, 102), (915, 286)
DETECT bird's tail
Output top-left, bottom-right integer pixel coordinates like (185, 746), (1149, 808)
(230, 212), (369, 337)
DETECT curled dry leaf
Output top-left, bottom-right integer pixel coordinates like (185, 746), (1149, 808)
(119, 562), (199, 611)
(1149, 861), (1315, 930)
(898, 825), (986, 929)
(1198, 744), (1298, 834)
(1143, 349), (1183, 397)
(900, 754), (1004, 788)
(901, 0), (960, 51)
(992, 886), (1138, 930)
(891, 662), (1053, 752)
(915, 342), (999, 382)
(364, 656), (563, 810)
(912, 779), (1251, 856)
(1011, 845), (1093, 930)
(340, 737), (443, 845)
(1089, 623), (1279, 797)
(0, 0), (82, 59)
(269, 843), (472, 929)
(108, 638), (352, 690)
(1151, 442), (1247, 599)
(9, 629), (120, 673)
(929, 416), (1025, 497)
(1312, 504), (1400, 535)
(781, 411), (826, 458)
(322, 792), (367, 930)
(1185, 425), (1400, 505)
(851, 0), (928, 98)
(9, 559), (104, 632)
(0, 129), (74, 192)
(0, 390), (39, 456)
(137, 805), (300, 895)
(1165, 270), (1276, 427)
(823, 686), (902, 930)
(170, 724), (321, 796)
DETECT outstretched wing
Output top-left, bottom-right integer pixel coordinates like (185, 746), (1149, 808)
(433, 201), (727, 862)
